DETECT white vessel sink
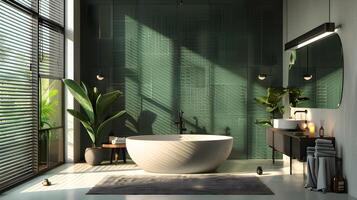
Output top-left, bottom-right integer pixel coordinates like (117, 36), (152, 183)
(273, 119), (306, 130)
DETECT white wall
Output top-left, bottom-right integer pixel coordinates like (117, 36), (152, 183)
(284, 0), (357, 197)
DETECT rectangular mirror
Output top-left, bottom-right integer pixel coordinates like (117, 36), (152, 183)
(288, 33), (343, 108)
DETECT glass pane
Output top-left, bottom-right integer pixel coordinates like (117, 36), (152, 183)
(39, 128), (64, 171)
(48, 128), (64, 167)
(39, 0), (64, 26)
(39, 25), (64, 78)
(40, 79), (63, 129)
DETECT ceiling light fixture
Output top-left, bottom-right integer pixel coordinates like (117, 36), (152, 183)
(303, 46), (312, 81)
(285, 0), (336, 50)
(258, 74), (267, 80)
(303, 74), (313, 81)
(96, 73), (104, 81)
(285, 23), (336, 50)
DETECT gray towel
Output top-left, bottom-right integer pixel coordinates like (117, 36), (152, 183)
(315, 146), (335, 151)
(315, 143), (333, 148)
(307, 146), (315, 151)
(315, 139), (332, 144)
(305, 154), (317, 188)
(316, 157), (336, 192)
(316, 150), (336, 154)
(307, 151), (315, 156)
(315, 152), (336, 157)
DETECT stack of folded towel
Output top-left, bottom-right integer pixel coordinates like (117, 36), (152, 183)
(314, 139), (336, 157)
(306, 139), (336, 192)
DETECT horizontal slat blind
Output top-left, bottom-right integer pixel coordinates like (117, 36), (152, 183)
(39, 25), (64, 78)
(0, 1), (38, 191)
(13, 0), (38, 11)
(39, 0), (64, 26)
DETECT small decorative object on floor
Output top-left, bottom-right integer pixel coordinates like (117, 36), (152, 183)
(42, 178), (51, 186)
(256, 166), (263, 175)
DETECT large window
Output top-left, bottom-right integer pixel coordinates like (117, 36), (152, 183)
(0, 0), (64, 191)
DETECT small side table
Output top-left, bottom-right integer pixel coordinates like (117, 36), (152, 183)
(102, 143), (127, 164)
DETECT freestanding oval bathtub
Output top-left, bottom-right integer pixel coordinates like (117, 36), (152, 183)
(126, 134), (233, 174)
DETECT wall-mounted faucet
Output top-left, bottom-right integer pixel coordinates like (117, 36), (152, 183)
(294, 109), (308, 124)
(175, 110), (187, 134)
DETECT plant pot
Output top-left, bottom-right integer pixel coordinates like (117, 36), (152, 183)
(85, 147), (103, 166)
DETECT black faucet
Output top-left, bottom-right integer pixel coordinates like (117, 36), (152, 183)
(294, 109), (308, 116)
(175, 110), (187, 134)
(294, 109), (308, 126)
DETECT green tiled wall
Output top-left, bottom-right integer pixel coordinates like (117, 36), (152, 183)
(81, 0), (282, 159)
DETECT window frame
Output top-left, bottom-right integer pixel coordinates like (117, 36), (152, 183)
(0, 0), (65, 192)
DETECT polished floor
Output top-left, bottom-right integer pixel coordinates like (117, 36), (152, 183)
(0, 159), (354, 200)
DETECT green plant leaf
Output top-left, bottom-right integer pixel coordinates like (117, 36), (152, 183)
(63, 79), (94, 123)
(266, 105), (277, 113)
(97, 110), (126, 138)
(267, 87), (287, 104)
(81, 81), (88, 95)
(67, 109), (96, 144)
(255, 96), (272, 106)
(96, 91), (122, 122)
(255, 119), (272, 127)
(289, 50), (296, 70)
(67, 109), (90, 123)
(287, 87), (309, 107)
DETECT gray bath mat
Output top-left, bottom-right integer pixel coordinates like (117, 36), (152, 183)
(87, 174), (274, 195)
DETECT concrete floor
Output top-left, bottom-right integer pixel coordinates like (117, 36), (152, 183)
(0, 159), (355, 200)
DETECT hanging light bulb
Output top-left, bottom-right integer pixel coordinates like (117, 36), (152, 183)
(303, 74), (313, 81)
(258, 74), (267, 80)
(96, 73), (104, 81)
(303, 46), (312, 81)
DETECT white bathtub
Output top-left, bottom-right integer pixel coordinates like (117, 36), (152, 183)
(126, 134), (233, 174)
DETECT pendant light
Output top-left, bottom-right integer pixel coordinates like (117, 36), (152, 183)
(285, 0), (336, 50)
(257, 9), (268, 81)
(258, 74), (267, 80)
(96, 72), (105, 81)
(303, 46), (312, 81)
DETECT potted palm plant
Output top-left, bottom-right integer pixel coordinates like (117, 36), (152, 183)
(63, 79), (126, 165)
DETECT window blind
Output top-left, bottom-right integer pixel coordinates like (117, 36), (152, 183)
(0, 0), (39, 191)
(12, 0), (38, 11)
(39, 25), (64, 78)
(39, 0), (64, 26)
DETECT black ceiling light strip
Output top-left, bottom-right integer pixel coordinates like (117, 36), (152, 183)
(285, 22), (335, 50)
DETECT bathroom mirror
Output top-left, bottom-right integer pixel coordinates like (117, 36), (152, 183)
(288, 33), (343, 108)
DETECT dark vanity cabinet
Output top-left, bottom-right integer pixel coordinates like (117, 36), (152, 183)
(266, 128), (335, 174)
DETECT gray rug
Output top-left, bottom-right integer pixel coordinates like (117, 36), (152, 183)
(87, 174), (274, 195)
